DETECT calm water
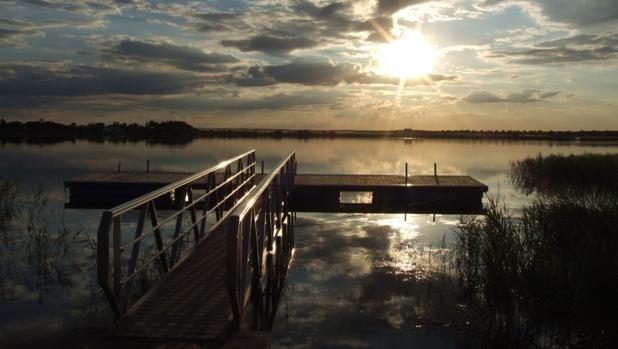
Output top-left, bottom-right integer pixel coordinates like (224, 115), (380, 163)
(1, 138), (617, 348)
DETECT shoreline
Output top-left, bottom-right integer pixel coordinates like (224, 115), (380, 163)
(2, 120), (618, 144)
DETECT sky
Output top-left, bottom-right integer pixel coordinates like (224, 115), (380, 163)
(0, 0), (617, 130)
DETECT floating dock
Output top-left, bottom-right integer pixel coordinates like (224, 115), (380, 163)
(65, 172), (487, 214)
(74, 150), (488, 347)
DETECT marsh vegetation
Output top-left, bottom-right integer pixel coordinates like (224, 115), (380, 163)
(456, 154), (618, 348)
(0, 178), (89, 303)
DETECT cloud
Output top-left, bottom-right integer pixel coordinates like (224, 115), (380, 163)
(375, 0), (432, 15)
(147, 91), (344, 112)
(220, 35), (318, 56)
(106, 39), (239, 72)
(191, 11), (243, 32)
(2, 0), (124, 16)
(492, 32), (618, 64)
(477, 0), (618, 26)
(0, 16), (105, 29)
(0, 15), (104, 47)
(464, 89), (560, 103)
(0, 63), (203, 106)
(233, 61), (456, 87)
(0, 27), (44, 48)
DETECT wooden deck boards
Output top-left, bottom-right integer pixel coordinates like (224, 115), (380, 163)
(68, 172), (486, 188)
(294, 174), (485, 187)
(64, 171), (488, 212)
(108, 229), (231, 340)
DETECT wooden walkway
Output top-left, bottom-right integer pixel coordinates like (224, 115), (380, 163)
(68, 172), (484, 187)
(107, 229), (230, 340)
(65, 172), (487, 213)
(294, 174), (485, 187)
(93, 150), (297, 345)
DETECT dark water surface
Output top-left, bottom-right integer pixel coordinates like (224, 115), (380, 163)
(1, 138), (617, 348)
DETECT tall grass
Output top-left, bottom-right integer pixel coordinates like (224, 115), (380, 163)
(457, 153), (618, 347)
(0, 178), (85, 303)
(511, 153), (618, 195)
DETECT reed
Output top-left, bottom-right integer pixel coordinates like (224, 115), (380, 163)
(510, 153), (618, 195)
(456, 192), (618, 347)
(0, 178), (85, 303)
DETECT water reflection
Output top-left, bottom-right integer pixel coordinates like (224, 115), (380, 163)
(272, 214), (477, 349)
(1, 138), (617, 346)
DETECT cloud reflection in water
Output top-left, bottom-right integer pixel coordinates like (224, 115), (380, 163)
(272, 214), (477, 349)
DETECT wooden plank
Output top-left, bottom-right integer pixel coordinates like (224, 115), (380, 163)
(108, 227), (233, 340)
(68, 172), (486, 188)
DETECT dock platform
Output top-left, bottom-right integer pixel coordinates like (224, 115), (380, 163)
(65, 172), (487, 213)
(73, 150), (488, 347)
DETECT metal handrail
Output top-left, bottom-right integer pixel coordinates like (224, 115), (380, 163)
(223, 151), (296, 330)
(108, 149), (255, 216)
(97, 150), (256, 319)
(120, 172), (256, 252)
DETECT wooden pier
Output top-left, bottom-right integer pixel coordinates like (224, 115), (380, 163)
(78, 149), (487, 346)
(66, 172), (487, 214)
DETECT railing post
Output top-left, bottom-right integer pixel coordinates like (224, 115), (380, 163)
(112, 216), (122, 315)
(97, 211), (121, 318)
(122, 203), (148, 312)
(226, 216), (242, 330)
(148, 201), (169, 273)
(186, 186), (200, 243)
(169, 185), (187, 266)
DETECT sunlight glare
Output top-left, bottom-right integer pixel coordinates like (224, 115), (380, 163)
(375, 31), (435, 78)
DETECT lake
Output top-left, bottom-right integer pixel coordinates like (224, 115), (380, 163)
(1, 138), (617, 348)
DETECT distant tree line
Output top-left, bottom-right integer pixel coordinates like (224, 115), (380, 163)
(0, 119), (197, 145)
(1, 119), (618, 145)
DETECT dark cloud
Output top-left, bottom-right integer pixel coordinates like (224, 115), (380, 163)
(2, 0), (122, 16)
(0, 16), (103, 29)
(0, 27), (43, 47)
(0, 27), (21, 39)
(478, 0), (618, 26)
(492, 33), (618, 64)
(0, 63), (203, 107)
(233, 61), (455, 87)
(220, 35), (318, 56)
(375, 0), (431, 15)
(192, 11), (243, 32)
(317, 2), (349, 19)
(106, 39), (239, 72)
(464, 89), (560, 103)
(147, 91), (344, 112)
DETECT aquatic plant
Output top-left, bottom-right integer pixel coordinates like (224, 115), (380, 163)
(0, 178), (86, 303)
(510, 153), (618, 195)
(0, 177), (19, 245)
(456, 193), (618, 348)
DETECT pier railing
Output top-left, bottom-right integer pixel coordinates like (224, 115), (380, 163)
(96, 150), (256, 318)
(215, 150), (296, 330)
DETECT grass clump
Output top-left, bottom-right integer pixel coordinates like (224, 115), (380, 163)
(457, 182), (618, 347)
(511, 153), (618, 195)
(0, 178), (85, 303)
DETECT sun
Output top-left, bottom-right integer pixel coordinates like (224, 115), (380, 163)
(375, 31), (435, 79)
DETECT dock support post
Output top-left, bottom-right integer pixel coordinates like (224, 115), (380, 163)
(261, 161), (264, 174)
(146, 160), (150, 173)
(434, 162), (437, 177)
(405, 162), (408, 186)
(117, 161), (121, 173)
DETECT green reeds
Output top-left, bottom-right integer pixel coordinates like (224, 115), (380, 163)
(0, 178), (85, 303)
(457, 154), (618, 347)
(510, 153), (618, 195)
